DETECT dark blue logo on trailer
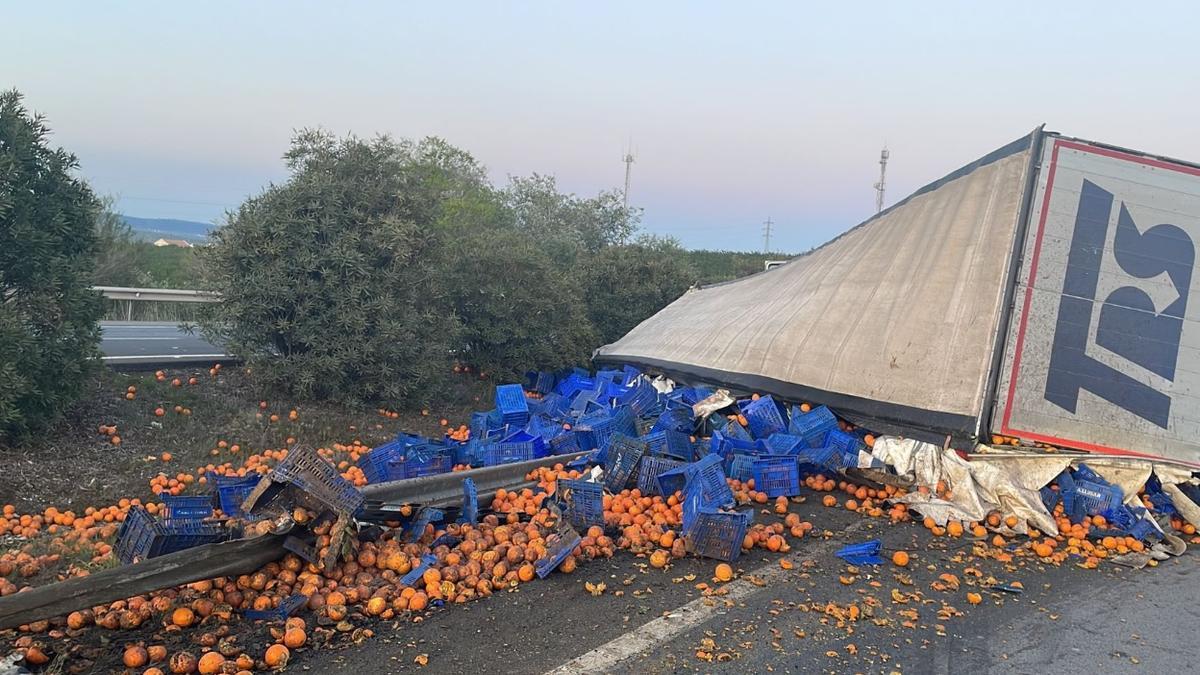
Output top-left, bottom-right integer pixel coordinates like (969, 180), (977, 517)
(1044, 179), (1194, 428)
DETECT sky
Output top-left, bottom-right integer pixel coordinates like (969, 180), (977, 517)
(3, 1), (1198, 252)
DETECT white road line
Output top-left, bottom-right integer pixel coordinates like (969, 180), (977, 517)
(546, 519), (868, 675)
(102, 337), (182, 341)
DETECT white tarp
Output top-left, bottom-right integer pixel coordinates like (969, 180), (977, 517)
(596, 134), (1037, 439)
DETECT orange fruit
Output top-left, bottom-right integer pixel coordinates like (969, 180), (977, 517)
(714, 563), (734, 582)
(892, 550), (909, 567)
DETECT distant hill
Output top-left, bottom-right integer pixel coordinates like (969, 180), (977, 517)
(120, 215), (214, 243)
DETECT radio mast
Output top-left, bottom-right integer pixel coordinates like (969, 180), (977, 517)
(874, 146), (889, 214)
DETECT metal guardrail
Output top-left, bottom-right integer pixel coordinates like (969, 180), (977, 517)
(94, 286), (220, 303)
(763, 260), (790, 271)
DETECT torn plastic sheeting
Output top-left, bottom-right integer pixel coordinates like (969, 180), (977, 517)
(692, 389), (735, 421)
(1154, 464), (1200, 529)
(872, 437), (1059, 536)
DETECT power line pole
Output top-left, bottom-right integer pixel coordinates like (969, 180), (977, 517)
(874, 146), (889, 214)
(762, 217), (774, 253)
(622, 146), (635, 210)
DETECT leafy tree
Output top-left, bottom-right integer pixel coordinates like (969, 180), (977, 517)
(0, 90), (103, 442)
(580, 235), (698, 345)
(198, 131), (474, 405)
(92, 200), (142, 287)
(504, 174), (637, 264)
(441, 227), (598, 379)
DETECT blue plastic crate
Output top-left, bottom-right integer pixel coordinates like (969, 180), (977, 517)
(657, 454), (734, 508)
(555, 373), (596, 399)
(790, 406), (839, 448)
(603, 434), (647, 492)
(549, 430), (581, 455)
(651, 408), (692, 435)
(709, 430), (758, 460)
(116, 507), (228, 565)
(643, 429), (693, 461)
(404, 507), (444, 543)
(207, 473), (259, 517)
(637, 455), (685, 496)
(244, 594), (308, 621)
(400, 553), (438, 587)
(160, 495), (213, 521)
(559, 479), (604, 530)
(752, 456), (800, 497)
(526, 370), (558, 395)
(836, 540), (884, 565)
(683, 507), (751, 562)
(824, 429), (864, 457)
(501, 429), (548, 457)
(495, 383), (531, 426)
(727, 454), (756, 482)
(535, 523), (582, 578)
(797, 443), (857, 472)
(740, 396), (788, 439)
(460, 478), (479, 525)
(1070, 479), (1123, 522)
(621, 382), (661, 417)
(721, 417), (754, 442)
(391, 451), (452, 479)
(357, 440), (407, 483)
(483, 440), (537, 466)
(271, 446), (365, 515)
(763, 433), (805, 455)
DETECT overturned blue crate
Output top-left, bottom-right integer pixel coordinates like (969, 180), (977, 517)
(604, 434), (647, 492)
(559, 479), (604, 530)
(740, 396), (788, 439)
(555, 373), (596, 399)
(720, 417), (754, 442)
(389, 451), (452, 479)
(495, 383), (531, 426)
(271, 446), (365, 515)
(1070, 479), (1124, 522)
(356, 440), (407, 484)
(460, 478), (479, 525)
(207, 473), (260, 517)
(683, 506), (751, 562)
(763, 433), (805, 455)
(549, 429), (582, 455)
(727, 454), (756, 482)
(790, 405), (839, 448)
(160, 495), (213, 521)
(643, 429), (694, 461)
(483, 440), (538, 466)
(116, 506), (228, 565)
(526, 370), (558, 395)
(536, 519), (582, 578)
(637, 455), (686, 496)
(824, 429), (865, 458)
(651, 408), (692, 435)
(710, 429), (758, 460)
(501, 429), (548, 457)
(657, 454), (734, 508)
(752, 455), (801, 497)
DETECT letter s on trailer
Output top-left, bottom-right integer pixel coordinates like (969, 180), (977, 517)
(994, 135), (1200, 466)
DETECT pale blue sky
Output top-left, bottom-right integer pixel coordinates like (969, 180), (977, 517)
(4, 1), (1197, 251)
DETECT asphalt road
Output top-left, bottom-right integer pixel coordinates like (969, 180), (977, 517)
(100, 321), (228, 366)
(304, 493), (1200, 674)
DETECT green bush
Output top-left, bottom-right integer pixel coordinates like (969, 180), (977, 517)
(581, 236), (698, 345)
(197, 131), (472, 405)
(442, 227), (598, 380)
(0, 90), (103, 442)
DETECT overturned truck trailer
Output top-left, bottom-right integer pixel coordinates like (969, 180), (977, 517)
(596, 128), (1200, 466)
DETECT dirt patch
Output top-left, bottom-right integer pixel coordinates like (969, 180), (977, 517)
(0, 366), (492, 513)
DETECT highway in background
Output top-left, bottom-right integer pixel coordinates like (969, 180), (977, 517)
(100, 321), (229, 367)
